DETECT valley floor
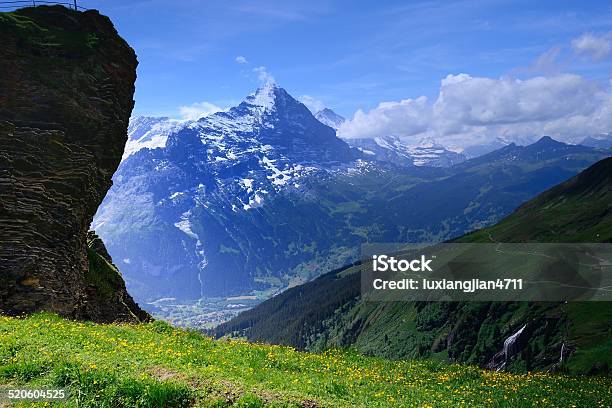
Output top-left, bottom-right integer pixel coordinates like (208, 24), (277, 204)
(0, 314), (609, 407)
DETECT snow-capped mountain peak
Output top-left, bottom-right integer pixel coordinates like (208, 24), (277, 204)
(96, 84), (364, 299)
(189, 85), (355, 162)
(118, 85), (358, 221)
(243, 81), (278, 112)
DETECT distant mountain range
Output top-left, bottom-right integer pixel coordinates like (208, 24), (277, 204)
(461, 137), (510, 158)
(347, 135), (467, 167)
(315, 107), (468, 167)
(94, 84), (611, 305)
(580, 134), (612, 149)
(215, 157), (612, 375)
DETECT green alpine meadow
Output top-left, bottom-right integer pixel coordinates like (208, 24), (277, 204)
(1, 313), (610, 407)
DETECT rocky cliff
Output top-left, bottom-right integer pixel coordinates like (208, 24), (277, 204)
(0, 6), (148, 322)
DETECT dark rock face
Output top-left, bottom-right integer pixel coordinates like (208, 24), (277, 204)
(0, 6), (148, 322)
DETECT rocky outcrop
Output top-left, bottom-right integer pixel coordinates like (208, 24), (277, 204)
(0, 6), (148, 322)
(87, 231), (114, 264)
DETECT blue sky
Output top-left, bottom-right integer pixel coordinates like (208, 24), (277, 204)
(82, 0), (612, 116)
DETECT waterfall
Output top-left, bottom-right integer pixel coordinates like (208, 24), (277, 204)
(559, 342), (565, 365)
(494, 324), (527, 371)
(503, 324), (527, 361)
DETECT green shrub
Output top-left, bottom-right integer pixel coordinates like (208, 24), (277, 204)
(0, 360), (47, 381)
(234, 392), (265, 408)
(144, 380), (193, 408)
(148, 320), (176, 334)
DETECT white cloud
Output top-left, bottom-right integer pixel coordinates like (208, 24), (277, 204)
(433, 73), (598, 127)
(253, 66), (275, 85)
(339, 97), (430, 139)
(299, 95), (325, 113)
(571, 32), (612, 61)
(338, 73), (612, 149)
(179, 101), (224, 120)
(235, 55), (248, 64)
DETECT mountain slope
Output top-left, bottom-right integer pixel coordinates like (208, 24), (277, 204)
(215, 157), (612, 374)
(460, 155), (612, 243)
(315, 108), (345, 130)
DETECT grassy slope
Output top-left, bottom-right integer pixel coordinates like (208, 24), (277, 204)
(457, 156), (612, 374)
(215, 158), (612, 375)
(1, 313), (611, 408)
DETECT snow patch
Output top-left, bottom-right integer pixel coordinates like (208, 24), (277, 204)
(247, 82), (277, 111)
(174, 212), (199, 240)
(123, 117), (186, 160)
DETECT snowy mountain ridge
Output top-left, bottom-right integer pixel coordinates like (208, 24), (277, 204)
(116, 85), (361, 215)
(123, 116), (187, 160)
(346, 134), (467, 167)
(311, 107), (467, 167)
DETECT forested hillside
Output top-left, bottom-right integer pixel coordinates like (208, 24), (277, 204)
(215, 157), (612, 375)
